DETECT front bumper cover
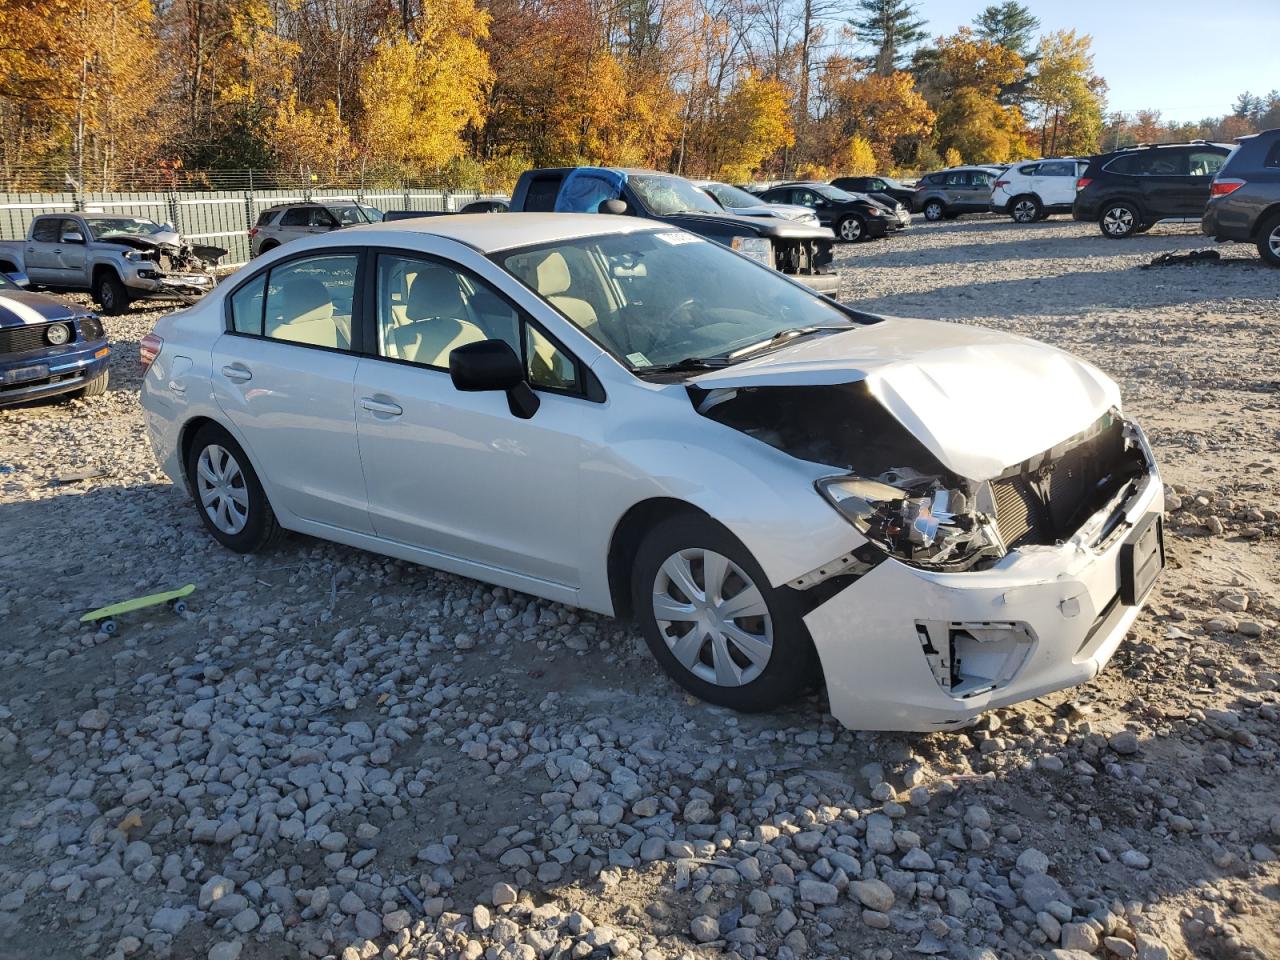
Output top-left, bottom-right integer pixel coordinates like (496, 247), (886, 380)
(805, 423), (1164, 731)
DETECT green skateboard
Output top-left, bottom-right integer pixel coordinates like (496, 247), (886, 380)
(81, 584), (195, 636)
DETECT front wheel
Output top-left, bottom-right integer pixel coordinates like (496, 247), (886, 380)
(1256, 211), (1280, 267)
(631, 514), (817, 712)
(837, 216), (866, 242)
(1099, 202), (1140, 238)
(185, 423), (281, 553)
(93, 272), (129, 315)
(70, 369), (109, 399)
(923, 200), (945, 221)
(1010, 196), (1041, 223)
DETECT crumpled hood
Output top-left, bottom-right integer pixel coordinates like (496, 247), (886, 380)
(691, 316), (1121, 480)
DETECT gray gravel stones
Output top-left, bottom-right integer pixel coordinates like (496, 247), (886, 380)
(849, 878), (894, 913)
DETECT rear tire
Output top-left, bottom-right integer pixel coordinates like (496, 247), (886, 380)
(631, 513), (817, 712)
(1099, 201), (1140, 238)
(185, 423), (281, 553)
(1256, 211), (1280, 267)
(72, 369), (109, 399)
(93, 271), (129, 315)
(1010, 195), (1041, 223)
(923, 200), (945, 221)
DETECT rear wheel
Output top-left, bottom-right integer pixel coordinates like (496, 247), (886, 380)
(185, 423), (281, 553)
(837, 215), (866, 242)
(1099, 201), (1140, 238)
(1256, 211), (1280, 267)
(631, 513), (817, 712)
(1010, 196), (1041, 223)
(923, 200), (945, 221)
(93, 271), (128, 314)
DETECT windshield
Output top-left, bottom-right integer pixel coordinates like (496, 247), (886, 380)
(359, 204), (384, 222)
(84, 217), (165, 239)
(702, 183), (765, 209)
(630, 175), (724, 216)
(496, 230), (860, 371)
(813, 184), (857, 202)
(325, 203), (375, 226)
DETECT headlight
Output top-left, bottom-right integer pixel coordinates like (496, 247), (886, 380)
(124, 249), (144, 262)
(45, 322), (71, 346)
(731, 236), (774, 267)
(816, 475), (1005, 569)
(867, 208), (885, 217)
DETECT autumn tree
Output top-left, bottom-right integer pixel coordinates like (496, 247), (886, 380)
(814, 61), (934, 168)
(848, 0), (927, 76)
(703, 73), (794, 180)
(928, 29), (1027, 163)
(1029, 30), (1104, 156)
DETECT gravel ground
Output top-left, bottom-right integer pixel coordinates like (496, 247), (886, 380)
(1, 215), (1278, 960)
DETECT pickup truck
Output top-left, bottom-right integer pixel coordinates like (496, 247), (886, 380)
(0, 213), (224, 314)
(509, 167), (840, 296)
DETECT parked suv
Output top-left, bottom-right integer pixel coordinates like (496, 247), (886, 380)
(1073, 142), (1231, 238)
(1201, 128), (1280, 266)
(250, 201), (384, 257)
(830, 176), (915, 206)
(912, 167), (1002, 220)
(991, 159), (1090, 222)
(754, 182), (897, 241)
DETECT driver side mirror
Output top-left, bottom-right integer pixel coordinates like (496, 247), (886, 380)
(599, 199), (628, 215)
(449, 339), (540, 419)
(61, 230), (85, 244)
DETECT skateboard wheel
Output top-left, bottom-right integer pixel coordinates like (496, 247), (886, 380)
(172, 600), (188, 614)
(100, 620), (117, 636)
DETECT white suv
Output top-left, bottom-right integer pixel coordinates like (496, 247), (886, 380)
(991, 159), (1090, 222)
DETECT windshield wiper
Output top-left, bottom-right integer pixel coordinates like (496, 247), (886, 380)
(637, 355), (736, 375)
(729, 325), (845, 360)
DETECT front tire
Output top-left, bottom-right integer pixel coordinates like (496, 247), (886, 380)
(1256, 211), (1280, 267)
(631, 513), (817, 712)
(93, 271), (129, 315)
(1099, 201), (1140, 238)
(72, 369), (108, 399)
(1010, 196), (1041, 223)
(923, 200), (945, 221)
(185, 423), (280, 553)
(837, 216), (866, 242)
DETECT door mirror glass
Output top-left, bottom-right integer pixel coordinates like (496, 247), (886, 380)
(599, 199), (628, 215)
(450, 339), (540, 419)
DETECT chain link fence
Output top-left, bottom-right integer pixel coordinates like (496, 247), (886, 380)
(0, 184), (502, 266)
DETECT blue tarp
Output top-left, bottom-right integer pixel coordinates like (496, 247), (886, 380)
(554, 167), (627, 213)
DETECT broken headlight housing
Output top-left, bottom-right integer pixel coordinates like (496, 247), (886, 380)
(730, 236), (774, 268)
(816, 475), (1005, 570)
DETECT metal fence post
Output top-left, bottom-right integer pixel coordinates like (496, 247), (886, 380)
(244, 190), (255, 236)
(167, 192), (180, 231)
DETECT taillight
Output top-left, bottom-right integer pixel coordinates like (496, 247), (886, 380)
(1076, 177), (1092, 191)
(248, 227), (259, 238)
(1210, 178), (1245, 198)
(994, 179), (1009, 188)
(140, 333), (163, 372)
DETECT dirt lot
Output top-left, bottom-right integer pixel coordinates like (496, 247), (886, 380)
(1, 216), (1278, 960)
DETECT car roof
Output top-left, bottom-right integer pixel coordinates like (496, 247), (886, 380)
(343, 213), (668, 253)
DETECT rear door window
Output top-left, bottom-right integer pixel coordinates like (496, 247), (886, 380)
(1037, 161), (1076, 177)
(943, 171), (970, 186)
(31, 218), (60, 243)
(279, 207), (311, 227)
(263, 254), (358, 349)
(1187, 150), (1227, 177)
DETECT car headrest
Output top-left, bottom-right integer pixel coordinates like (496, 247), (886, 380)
(280, 277), (332, 318)
(406, 267), (466, 321)
(534, 252), (572, 297)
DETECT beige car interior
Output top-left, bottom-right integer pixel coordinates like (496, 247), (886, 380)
(265, 275), (352, 348)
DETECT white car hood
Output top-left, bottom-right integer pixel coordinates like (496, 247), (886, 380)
(691, 316), (1121, 481)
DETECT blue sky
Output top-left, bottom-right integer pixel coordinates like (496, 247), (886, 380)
(903, 1), (1278, 121)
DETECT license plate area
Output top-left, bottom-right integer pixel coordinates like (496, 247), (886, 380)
(1, 363), (49, 384)
(1120, 513), (1164, 605)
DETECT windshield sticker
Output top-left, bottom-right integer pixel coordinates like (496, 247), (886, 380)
(626, 352), (651, 367)
(655, 231), (700, 246)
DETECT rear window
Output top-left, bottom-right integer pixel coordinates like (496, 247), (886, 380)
(1038, 161), (1076, 177)
(1017, 164), (1040, 175)
(522, 175), (564, 213)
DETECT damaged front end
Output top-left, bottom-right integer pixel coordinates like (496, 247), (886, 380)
(102, 234), (225, 303)
(695, 381), (1153, 577)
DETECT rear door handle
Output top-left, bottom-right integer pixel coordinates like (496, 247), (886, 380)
(360, 397), (403, 417)
(221, 363), (252, 383)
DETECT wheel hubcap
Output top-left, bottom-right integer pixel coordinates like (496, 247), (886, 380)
(841, 219), (861, 240)
(1269, 225), (1280, 258)
(101, 286), (113, 307)
(652, 548), (773, 688)
(196, 444), (249, 535)
(926, 204), (941, 220)
(1104, 207), (1133, 234)
(1014, 201), (1035, 221)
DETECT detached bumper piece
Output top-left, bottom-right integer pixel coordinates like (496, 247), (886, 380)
(774, 237), (840, 295)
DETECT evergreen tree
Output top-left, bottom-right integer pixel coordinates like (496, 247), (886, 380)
(973, 2), (1040, 59)
(849, 0), (928, 76)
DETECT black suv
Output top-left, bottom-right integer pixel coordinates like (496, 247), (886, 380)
(754, 182), (893, 242)
(1202, 127), (1280, 266)
(829, 175), (915, 206)
(1073, 142), (1232, 238)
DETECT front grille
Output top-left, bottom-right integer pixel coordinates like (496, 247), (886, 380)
(991, 418), (1142, 548)
(0, 322), (76, 356)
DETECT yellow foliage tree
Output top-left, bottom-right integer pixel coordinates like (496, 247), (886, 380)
(816, 63), (934, 169)
(1030, 30), (1104, 156)
(943, 147), (962, 167)
(930, 29), (1029, 163)
(359, 0), (492, 176)
(271, 98), (355, 179)
(839, 135), (878, 176)
(709, 73), (795, 182)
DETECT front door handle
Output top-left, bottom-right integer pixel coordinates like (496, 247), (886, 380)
(221, 363), (252, 383)
(360, 397), (403, 417)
